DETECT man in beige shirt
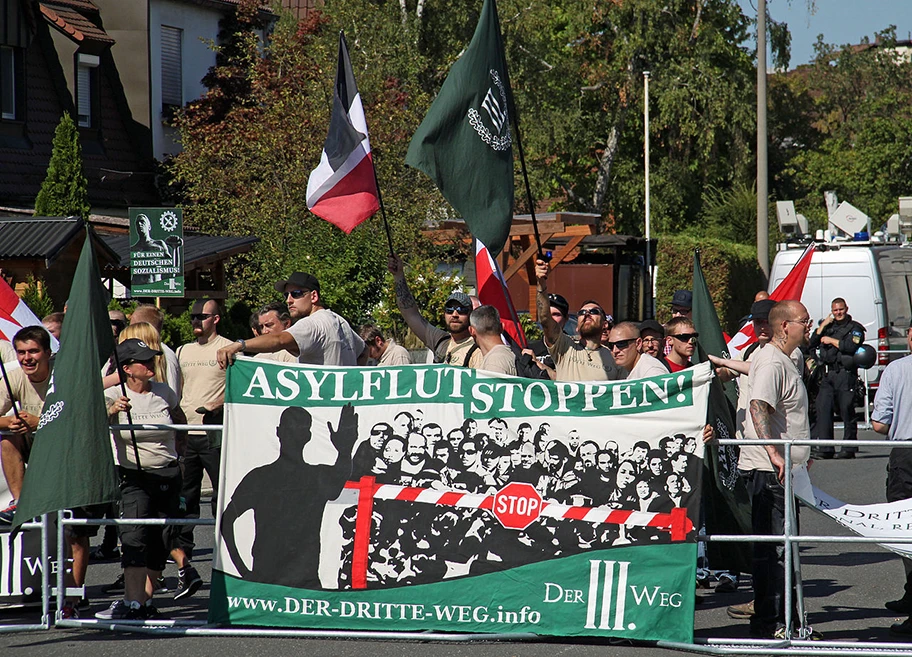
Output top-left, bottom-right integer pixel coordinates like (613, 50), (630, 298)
(175, 299), (234, 579)
(469, 306), (516, 375)
(534, 258), (623, 382)
(359, 325), (411, 366)
(0, 326), (52, 521)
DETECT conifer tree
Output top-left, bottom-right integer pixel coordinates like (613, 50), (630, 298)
(34, 113), (91, 219)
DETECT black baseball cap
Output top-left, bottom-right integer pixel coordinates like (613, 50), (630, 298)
(547, 293), (570, 316)
(670, 290), (693, 309)
(116, 338), (162, 363)
(749, 299), (776, 321)
(638, 319), (665, 337)
(274, 272), (320, 295)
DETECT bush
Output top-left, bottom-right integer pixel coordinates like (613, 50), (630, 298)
(656, 235), (764, 333)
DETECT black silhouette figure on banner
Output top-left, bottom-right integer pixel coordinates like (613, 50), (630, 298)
(221, 404), (358, 588)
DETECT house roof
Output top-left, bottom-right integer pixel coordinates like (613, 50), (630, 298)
(0, 215), (119, 264)
(100, 233), (259, 271)
(40, 1), (114, 45)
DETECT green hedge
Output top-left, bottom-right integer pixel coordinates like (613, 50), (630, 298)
(655, 235), (765, 334)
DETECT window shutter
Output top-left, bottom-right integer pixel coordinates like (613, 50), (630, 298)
(161, 26), (182, 107)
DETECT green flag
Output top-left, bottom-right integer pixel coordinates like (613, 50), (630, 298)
(691, 250), (752, 573)
(12, 229), (119, 531)
(406, 0), (514, 256)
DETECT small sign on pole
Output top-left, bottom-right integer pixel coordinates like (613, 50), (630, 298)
(129, 208), (184, 297)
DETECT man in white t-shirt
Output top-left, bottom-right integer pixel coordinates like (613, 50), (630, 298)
(606, 321), (668, 380)
(744, 300), (812, 639)
(216, 272), (365, 368)
(469, 305), (516, 375)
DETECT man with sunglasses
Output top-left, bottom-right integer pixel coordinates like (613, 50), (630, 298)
(663, 317), (699, 373)
(176, 298), (234, 573)
(606, 322), (667, 379)
(638, 319), (665, 359)
(217, 272), (365, 368)
(527, 292), (569, 378)
(743, 300), (813, 639)
(387, 255), (482, 368)
(534, 259), (623, 382)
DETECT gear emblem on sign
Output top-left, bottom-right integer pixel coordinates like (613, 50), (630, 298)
(160, 210), (178, 232)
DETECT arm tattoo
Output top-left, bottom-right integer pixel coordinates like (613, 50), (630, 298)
(749, 399), (773, 441)
(395, 277), (417, 310)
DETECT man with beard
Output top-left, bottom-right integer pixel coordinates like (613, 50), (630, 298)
(743, 300), (813, 639)
(534, 259), (623, 382)
(638, 319), (665, 359)
(388, 254), (481, 368)
(400, 433), (443, 487)
(217, 273), (365, 367)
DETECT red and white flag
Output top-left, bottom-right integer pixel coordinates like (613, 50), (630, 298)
(306, 32), (380, 234)
(475, 239), (527, 348)
(727, 243), (816, 357)
(0, 278), (58, 356)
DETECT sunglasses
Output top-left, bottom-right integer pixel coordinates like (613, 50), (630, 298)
(444, 305), (470, 315)
(461, 448), (478, 455)
(787, 317), (813, 327)
(577, 308), (603, 317)
(606, 338), (634, 351)
(671, 333), (699, 342)
(286, 289), (311, 299)
(190, 313), (214, 321)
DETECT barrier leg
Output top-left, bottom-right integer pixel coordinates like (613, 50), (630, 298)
(55, 510), (65, 623)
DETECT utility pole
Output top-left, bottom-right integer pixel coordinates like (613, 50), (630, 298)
(644, 71), (653, 318)
(757, 0), (769, 278)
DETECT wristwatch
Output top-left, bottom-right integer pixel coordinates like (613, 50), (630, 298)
(236, 339), (246, 351)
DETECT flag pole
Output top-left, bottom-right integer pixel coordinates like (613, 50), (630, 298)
(492, 0), (544, 260)
(110, 348), (144, 473)
(0, 357), (26, 430)
(371, 164), (395, 256)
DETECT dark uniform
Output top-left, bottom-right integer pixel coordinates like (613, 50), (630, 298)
(809, 314), (865, 457)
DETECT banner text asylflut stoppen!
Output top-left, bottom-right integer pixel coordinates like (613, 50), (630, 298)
(234, 362), (694, 418)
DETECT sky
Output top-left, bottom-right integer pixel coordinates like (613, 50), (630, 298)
(737, 0), (912, 68)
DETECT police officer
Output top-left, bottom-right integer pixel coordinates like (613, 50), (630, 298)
(809, 297), (865, 459)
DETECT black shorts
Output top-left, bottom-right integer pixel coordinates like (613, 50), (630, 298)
(118, 464), (182, 571)
(67, 503), (111, 538)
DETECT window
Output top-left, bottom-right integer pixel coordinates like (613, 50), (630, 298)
(161, 26), (182, 110)
(75, 53), (99, 128)
(1, 46), (19, 120)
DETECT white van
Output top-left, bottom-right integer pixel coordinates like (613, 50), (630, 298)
(768, 242), (912, 387)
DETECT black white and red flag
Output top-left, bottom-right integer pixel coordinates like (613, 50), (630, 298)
(306, 32), (380, 233)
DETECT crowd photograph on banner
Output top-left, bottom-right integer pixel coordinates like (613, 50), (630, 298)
(4, 0), (912, 651)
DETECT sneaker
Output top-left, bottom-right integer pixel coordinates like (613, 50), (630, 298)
(94, 599), (142, 620)
(174, 564), (203, 601)
(101, 572), (125, 594)
(715, 574), (738, 593)
(141, 602), (163, 620)
(886, 597), (912, 614)
(727, 600), (755, 619)
(59, 603), (79, 619)
(0, 500), (17, 524)
(773, 625), (823, 640)
(75, 597), (90, 612)
(153, 576), (169, 594)
(892, 618), (912, 636)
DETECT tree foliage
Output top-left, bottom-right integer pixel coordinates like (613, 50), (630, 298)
(771, 27), (912, 229)
(34, 113), (90, 219)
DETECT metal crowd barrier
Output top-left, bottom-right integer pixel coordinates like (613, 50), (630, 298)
(9, 422), (912, 655)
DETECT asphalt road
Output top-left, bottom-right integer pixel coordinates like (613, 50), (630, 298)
(0, 428), (907, 656)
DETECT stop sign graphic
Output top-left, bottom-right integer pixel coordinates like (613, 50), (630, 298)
(491, 482), (543, 530)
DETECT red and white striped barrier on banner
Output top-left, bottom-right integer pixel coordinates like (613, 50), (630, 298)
(342, 477), (693, 590)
